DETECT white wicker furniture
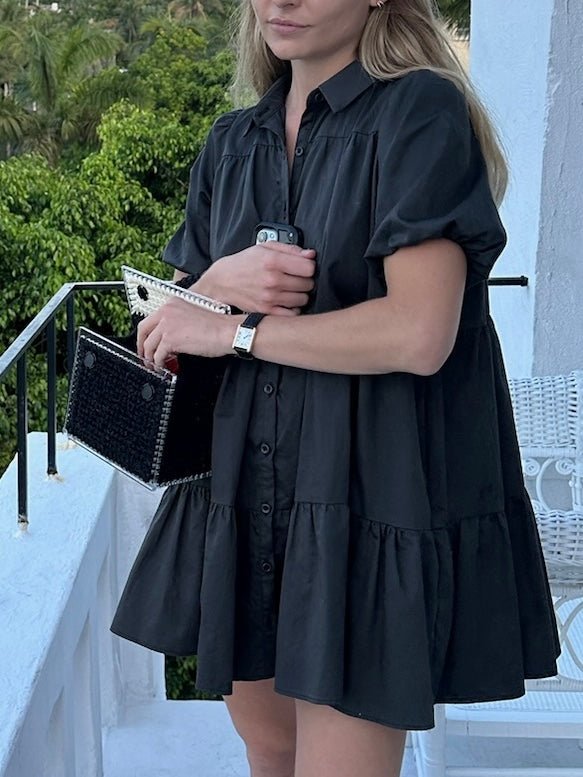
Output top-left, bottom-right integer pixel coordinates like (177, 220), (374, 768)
(411, 370), (583, 777)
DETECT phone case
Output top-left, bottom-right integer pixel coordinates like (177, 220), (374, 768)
(253, 222), (304, 247)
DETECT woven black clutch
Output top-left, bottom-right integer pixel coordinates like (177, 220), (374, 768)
(62, 272), (230, 489)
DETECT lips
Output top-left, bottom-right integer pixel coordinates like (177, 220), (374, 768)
(268, 18), (307, 29)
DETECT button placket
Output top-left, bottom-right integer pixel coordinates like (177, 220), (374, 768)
(250, 361), (278, 648)
(287, 106), (313, 223)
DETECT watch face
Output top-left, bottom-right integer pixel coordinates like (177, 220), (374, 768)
(234, 325), (256, 352)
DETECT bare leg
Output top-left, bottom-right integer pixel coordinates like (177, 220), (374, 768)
(223, 677), (297, 777)
(294, 698), (408, 777)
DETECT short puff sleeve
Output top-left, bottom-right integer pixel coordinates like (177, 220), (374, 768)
(364, 71), (507, 291)
(162, 111), (238, 275)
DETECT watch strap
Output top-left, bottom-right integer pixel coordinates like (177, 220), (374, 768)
(242, 312), (267, 329)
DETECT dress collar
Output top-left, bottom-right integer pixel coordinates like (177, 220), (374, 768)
(318, 58), (377, 113)
(245, 59), (376, 133)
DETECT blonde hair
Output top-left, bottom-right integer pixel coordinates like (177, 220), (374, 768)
(228, 0), (508, 206)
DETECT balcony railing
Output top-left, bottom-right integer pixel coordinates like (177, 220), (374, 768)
(0, 281), (125, 526)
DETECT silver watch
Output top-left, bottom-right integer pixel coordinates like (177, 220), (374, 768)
(232, 312), (266, 359)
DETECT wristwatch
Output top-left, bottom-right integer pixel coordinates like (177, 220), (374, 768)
(232, 312), (266, 359)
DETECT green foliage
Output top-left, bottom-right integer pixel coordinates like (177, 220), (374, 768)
(0, 153), (57, 218)
(91, 33), (234, 204)
(437, 0), (471, 37)
(129, 23), (233, 119)
(165, 655), (222, 701)
(61, 0), (169, 40)
(0, 22), (234, 330)
(59, 0), (238, 54)
(97, 101), (201, 204)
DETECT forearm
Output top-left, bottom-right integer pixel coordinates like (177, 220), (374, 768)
(228, 298), (434, 376)
(187, 264), (235, 305)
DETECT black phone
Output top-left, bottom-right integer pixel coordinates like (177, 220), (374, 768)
(254, 222), (304, 248)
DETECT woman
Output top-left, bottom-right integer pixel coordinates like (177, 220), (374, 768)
(110, 2), (561, 776)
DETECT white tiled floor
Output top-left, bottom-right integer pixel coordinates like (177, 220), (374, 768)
(103, 699), (583, 777)
(103, 699), (419, 777)
(104, 700), (247, 777)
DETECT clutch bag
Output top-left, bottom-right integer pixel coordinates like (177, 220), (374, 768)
(62, 268), (230, 490)
(121, 264), (231, 318)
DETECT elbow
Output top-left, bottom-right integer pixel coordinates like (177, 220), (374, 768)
(414, 335), (455, 376)
(375, 337), (444, 377)
(373, 305), (457, 376)
(415, 355), (445, 377)
(393, 320), (455, 376)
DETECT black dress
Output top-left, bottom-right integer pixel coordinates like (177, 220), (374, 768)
(110, 60), (561, 731)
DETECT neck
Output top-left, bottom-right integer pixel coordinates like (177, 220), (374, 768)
(285, 51), (358, 114)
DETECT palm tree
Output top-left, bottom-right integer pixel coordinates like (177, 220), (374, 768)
(0, 100), (34, 160)
(64, 0), (168, 40)
(438, 0), (471, 38)
(167, 0), (237, 53)
(167, 0), (226, 20)
(0, 1), (26, 86)
(0, 10), (131, 161)
(106, 0), (166, 44)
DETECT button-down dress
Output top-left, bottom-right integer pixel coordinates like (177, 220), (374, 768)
(110, 60), (561, 731)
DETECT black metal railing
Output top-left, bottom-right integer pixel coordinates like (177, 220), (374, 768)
(0, 274), (529, 527)
(0, 281), (124, 528)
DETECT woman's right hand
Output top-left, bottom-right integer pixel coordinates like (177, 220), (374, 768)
(193, 242), (317, 316)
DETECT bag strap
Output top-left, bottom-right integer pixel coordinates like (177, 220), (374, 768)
(173, 271), (203, 289)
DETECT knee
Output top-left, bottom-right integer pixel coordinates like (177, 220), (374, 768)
(246, 741), (296, 777)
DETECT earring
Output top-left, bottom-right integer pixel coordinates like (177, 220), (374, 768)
(376, 0), (386, 7)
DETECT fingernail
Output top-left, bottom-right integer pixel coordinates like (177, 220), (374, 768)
(301, 248), (315, 254)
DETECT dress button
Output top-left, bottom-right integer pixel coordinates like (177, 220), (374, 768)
(295, 146), (304, 157)
(261, 502), (272, 514)
(314, 92), (323, 102)
(260, 560), (273, 573)
(263, 383), (274, 395)
(260, 442), (271, 455)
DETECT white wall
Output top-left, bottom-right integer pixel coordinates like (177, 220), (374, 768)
(471, 0), (583, 377)
(533, 7), (583, 373)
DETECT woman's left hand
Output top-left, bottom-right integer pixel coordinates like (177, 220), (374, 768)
(136, 297), (244, 368)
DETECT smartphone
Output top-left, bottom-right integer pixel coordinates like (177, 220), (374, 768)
(254, 222), (304, 247)
(253, 221), (316, 311)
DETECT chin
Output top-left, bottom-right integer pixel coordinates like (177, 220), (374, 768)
(262, 30), (312, 56)
(265, 41), (310, 61)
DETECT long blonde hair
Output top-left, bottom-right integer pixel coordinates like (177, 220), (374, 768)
(228, 0), (508, 206)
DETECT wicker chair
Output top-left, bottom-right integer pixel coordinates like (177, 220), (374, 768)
(411, 370), (583, 777)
